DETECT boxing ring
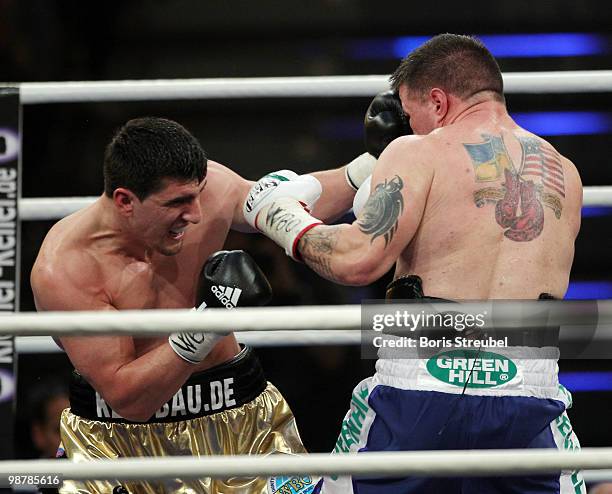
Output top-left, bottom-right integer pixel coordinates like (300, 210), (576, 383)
(3, 69), (612, 487)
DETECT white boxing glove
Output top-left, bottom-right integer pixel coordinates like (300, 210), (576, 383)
(352, 175), (372, 217)
(244, 170), (321, 225)
(243, 171), (323, 260)
(169, 305), (224, 364)
(345, 153), (376, 190)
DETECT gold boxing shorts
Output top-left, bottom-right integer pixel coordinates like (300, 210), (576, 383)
(58, 346), (307, 494)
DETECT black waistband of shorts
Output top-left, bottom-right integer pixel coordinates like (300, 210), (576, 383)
(385, 275), (557, 302)
(384, 275), (559, 347)
(69, 345), (267, 424)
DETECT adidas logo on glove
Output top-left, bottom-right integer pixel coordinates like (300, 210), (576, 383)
(211, 285), (242, 309)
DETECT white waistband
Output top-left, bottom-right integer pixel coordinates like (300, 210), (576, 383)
(374, 345), (568, 405)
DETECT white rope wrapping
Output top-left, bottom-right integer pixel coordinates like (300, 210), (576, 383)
(16, 186), (612, 221)
(0, 302), (610, 336)
(15, 71), (612, 104)
(0, 449), (610, 480)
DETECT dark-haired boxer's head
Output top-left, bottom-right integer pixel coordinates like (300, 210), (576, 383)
(104, 117), (207, 256)
(103, 117), (207, 201)
(390, 34), (504, 134)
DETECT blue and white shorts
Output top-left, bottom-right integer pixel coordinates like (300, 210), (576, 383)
(316, 347), (585, 494)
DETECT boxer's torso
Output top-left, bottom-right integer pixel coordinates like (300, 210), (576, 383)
(33, 162), (243, 372)
(395, 113), (581, 300)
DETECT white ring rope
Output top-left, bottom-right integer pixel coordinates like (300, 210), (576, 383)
(581, 186), (612, 207)
(20, 197), (98, 221)
(15, 316), (612, 352)
(15, 331), (362, 353)
(0, 448), (611, 481)
(14, 70), (612, 104)
(583, 470), (612, 483)
(18, 187), (612, 221)
(0, 306), (359, 336)
(0, 302), (609, 336)
(14, 313), (612, 353)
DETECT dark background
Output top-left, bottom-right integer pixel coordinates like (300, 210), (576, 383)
(3, 0), (612, 462)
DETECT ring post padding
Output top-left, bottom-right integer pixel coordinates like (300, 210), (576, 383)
(0, 87), (21, 461)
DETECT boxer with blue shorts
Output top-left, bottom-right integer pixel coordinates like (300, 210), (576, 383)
(246, 34), (586, 494)
(315, 276), (584, 494)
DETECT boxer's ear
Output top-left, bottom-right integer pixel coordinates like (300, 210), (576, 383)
(113, 188), (136, 216)
(429, 88), (448, 119)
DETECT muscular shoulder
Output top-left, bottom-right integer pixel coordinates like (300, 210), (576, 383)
(205, 161), (249, 200)
(377, 134), (437, 178)
(205, 160), (253, 230)
(32, 220), (108, 311)
(371, 135), (436, 206)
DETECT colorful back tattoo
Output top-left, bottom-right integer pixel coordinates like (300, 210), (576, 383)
(464, 134), (564, 242)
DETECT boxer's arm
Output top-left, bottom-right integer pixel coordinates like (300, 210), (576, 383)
(231, 175), (258, 232)
(232, 165), (356, 229)
(202, 160), (258, 233)
(31, 271), (197, 422)
(298, 137), (433, 285)
(230, 161), (372, 231)
(310, 166), (360, 221)
(61, 326), (200, 422)
(311, 89), (410, 221)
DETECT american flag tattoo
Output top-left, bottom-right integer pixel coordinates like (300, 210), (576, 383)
(518, 136), (565, 198)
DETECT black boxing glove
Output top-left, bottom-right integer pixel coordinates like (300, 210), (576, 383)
(196, 250), (272, 309)
(344, 91), (412, 191)
(364, 90), (411, 158)
(169, 250), (272, 364)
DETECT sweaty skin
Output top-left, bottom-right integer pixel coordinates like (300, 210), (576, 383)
(31, 161), (354, 421)
(298, 92), (582, 300)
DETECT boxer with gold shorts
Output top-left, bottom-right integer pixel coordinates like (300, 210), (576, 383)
(59, 345), (306, 494)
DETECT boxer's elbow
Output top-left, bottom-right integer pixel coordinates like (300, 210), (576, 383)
(105, 391), (155, 422)
(346, 265), (383, 286)
(79, 365), (159, 421)
(95, 381), (155, 422)
(334, 252), (383, 286)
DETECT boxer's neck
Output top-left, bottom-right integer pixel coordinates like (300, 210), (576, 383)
(94, 196), (153, 262)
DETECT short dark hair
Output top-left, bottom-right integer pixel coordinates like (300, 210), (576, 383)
(103, 117), (207, 200)
(390, 34), (504, 103)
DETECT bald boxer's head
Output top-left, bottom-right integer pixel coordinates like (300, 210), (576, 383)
(103, 117), (207, 200)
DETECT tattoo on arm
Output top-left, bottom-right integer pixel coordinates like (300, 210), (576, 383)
(299, 228), (340, 280)
(357, 175), (404, 247)
(299, 174), (404, 280)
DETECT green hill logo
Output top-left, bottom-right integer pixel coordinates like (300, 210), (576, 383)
(426, 349), (517, 388)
